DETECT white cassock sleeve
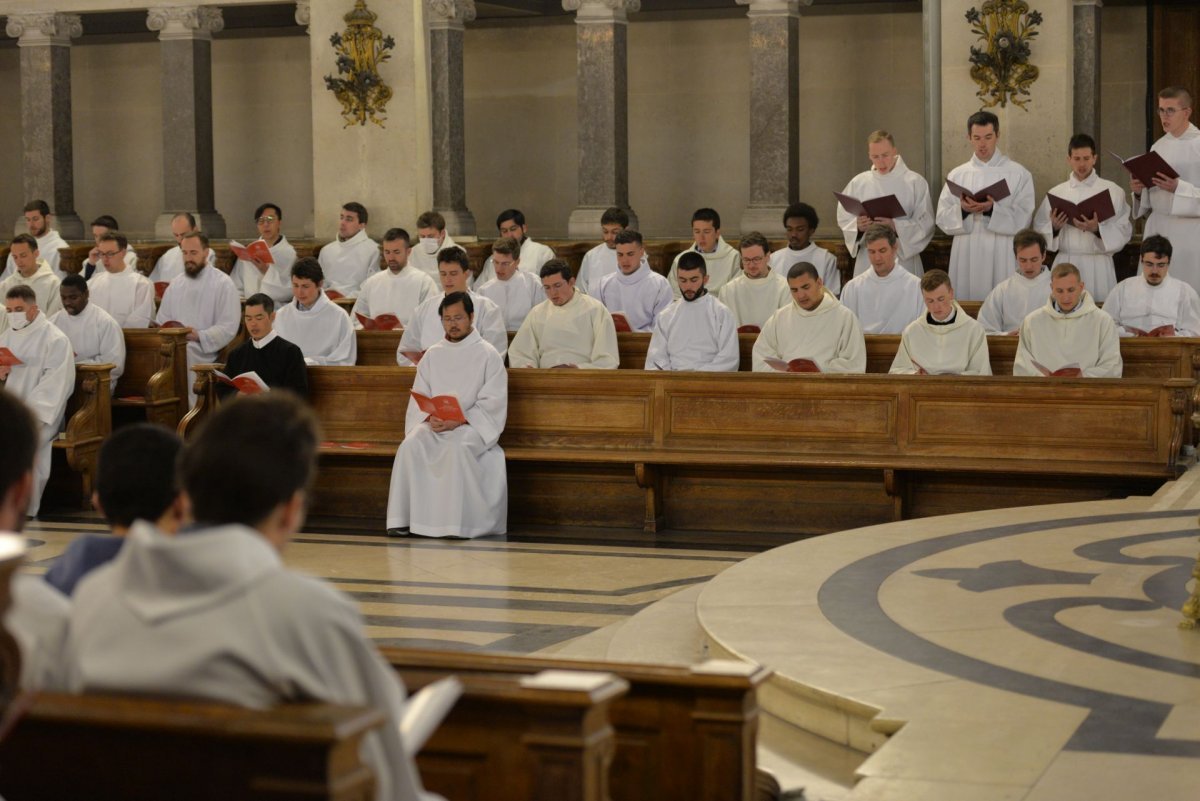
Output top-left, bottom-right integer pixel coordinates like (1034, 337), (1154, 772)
(1169, 178), (1200, 218)
(27, 332), (76, 427)
(895, 181), (936, 263)
(198, 280), (242, 356)
(304, 312), (357, 367)
(936, 184), (971, 237)
(977, 286), (1010, 335)
(751, 314), (784, 371)
(1088, 317), (1124, 378)
(128, 281), (157, 329)
(986, 172), (1036, 236)
(475, 302), (510, 360)
(710, 303), (740, 372)
(94, 314), (127, 385)
(507, 315), (540, 368)
(396, 312), (426, 366)
(1177, 287), (1200, 337)
(644, 316), (670, 371)
(584, 309), (619, 369)
(1012, 323), (1039, 376)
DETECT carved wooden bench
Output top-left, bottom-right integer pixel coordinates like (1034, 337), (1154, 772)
(48, 363), (114, 509)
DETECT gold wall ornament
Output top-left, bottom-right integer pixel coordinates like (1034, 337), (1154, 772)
(965, 1), (1042, 110)
(324, 0), (395, 127)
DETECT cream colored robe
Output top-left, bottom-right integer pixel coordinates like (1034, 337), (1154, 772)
(837, 155), (935, 277)
(751, 291), (866, 373)
(1013, 292), (1122, 377)
(718, 272), (791, 329)
(889, 303), (991, 375)
(508, 290), (618, 369)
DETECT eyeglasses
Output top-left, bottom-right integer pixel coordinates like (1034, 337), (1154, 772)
(742, 255), (767, 265)
(98, 250), (122, 258)
(1141, 259), (1170, 269)
(1158, 107), (1190, 116)
(256, 216), (277, 224)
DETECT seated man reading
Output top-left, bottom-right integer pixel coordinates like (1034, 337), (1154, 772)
(752, 262), (866, 373)
(645, 252), (739, 371)
(509, 261), (619, 369)
(217, 293), (309, 399)
(889, 269), (991, 375)
(1013, 262), (1122, 377)
(1103, 235), (1200, 337)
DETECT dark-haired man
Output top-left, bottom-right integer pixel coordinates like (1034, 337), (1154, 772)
(51, 274), (125, 391)
(667, 208), (741, 297)
(719, 232), (790, 329)
(978, 229), (1052, 335)
(839, 225), (924, 334)
(578, 207), (634, 295)
(509, 260), (618, 369)
(317, 201), (380, 297)
(0, 233), (63, 332)
(352, 228), (438, 329)
(752, 262), (866, 373)
(473, 209), (556, 287)
(1, 200), (67, 281)
(83, 214), (138, 279)
(1103, 235), (1200, 337)
(231, 203), (298, 304)
(87, 231), (156, 328)
(149, 212), (215, 285)
(387, 292), (508, 539)
(769, 203), (840, 295)
(645, 252), (738, 371)
(596, 230), (672, 331)
(64, 393), (435, 801)
(475, 236), (543, 331)
(218, 293), (309, 398)
(273, 258), (356, 366)
(396, 246), (507, 365)
(412, 210), (459, 281)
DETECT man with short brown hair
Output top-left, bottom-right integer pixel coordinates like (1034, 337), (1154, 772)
(978, 229), (1052, 335)
(0, 234), (62, 332)
(1013, 262), (1122, 377)
(475, 237), (543, 331)
(890, 270), (990, 375)
(718, 232), (790, 330)
(0, 200), (67, 281)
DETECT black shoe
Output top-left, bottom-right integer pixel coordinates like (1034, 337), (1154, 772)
(386, 527), (410, 538)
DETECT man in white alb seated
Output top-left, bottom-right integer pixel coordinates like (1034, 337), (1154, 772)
(272, 258), (357, 366)
(317, 202), (381, 298)
(411, 210), (459, 282)
(0, 234), (63, 334)
(87, 232), (156, 328)
(397, 247), (507, 366)
(475, 237), (543, 332)
(645, 252), (738, 371)
(1, 200), (68, 281)
(978, 229), (1052, 335)
(0, 286), (74, 518)
(63, 394), (436, 801)
(82, 215), (138, 280)
(51, 275), (125, 391)
(509, 260), (619, 369)
(387, 292), (508, 540)
(752, 262), (866, 373)
(149, 213), (216, 286)
(838, 130), (935, 277)
(667, 208), (742, 298)
(231, 203), (298, 305)
(1104, 235), (1200, 337)
(889, 269), (990, 375)
(352, 228), (438, 329)
(839, 225), (925, 334)
(1014, 262), (1122, 378)
(596, 230), (672, 332)
(578, 207), (634, 295)
(474, 209), (556, 287)
(769, 203), (841, 295)
(718, 232), (791, 330)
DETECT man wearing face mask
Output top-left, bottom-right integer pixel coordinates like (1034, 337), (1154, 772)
(0, 234), (63, 333)
(0, 285), (75, 518)
(411, 210), (459, 282)
(50, 274), (125, 392)
(230, 203), (297, 305)
(645, 252), (739, 372)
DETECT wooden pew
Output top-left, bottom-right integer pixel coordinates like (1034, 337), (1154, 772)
(114, 328), (191, 429)
(48, 363), (114, 509)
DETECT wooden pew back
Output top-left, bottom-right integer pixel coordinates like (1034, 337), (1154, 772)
(114, 328), (191, 428)
(50, 363), (114, 508)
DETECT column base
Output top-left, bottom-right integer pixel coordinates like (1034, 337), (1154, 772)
(436, 208), (477, 239)
(568, 206), (639, 240)
(740, 205), (789, 238)
(155, 211), (227, 240)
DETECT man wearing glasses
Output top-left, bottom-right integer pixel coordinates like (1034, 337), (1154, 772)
(718, 232), (790, 330)
(87, 232), (156, 328)
(82, 215), (138, 280)
(1103, 235), (1200, 338)
(1133, 87), (1200, 292)
(230, 203), (297, 304)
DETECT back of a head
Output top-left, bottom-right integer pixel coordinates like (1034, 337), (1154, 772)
(180, 395), (320, 528)
(0, 389), (37, 518)
(96, 425), (183, 528)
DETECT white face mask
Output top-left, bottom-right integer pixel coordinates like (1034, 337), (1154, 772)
(7, 311), (30, 331)
(420, 236), (440, 255)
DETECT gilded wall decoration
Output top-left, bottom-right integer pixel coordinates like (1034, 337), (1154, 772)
(966, 1), (1042, 110)
(324, 0), (395, 127)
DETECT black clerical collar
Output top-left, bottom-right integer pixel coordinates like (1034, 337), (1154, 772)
(927, 309), (956, 326)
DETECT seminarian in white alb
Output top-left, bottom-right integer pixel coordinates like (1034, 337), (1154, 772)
(50, 275), (126, 391)
(839, 225), (925, 334)
(718, 233), (791, 330)
(396, 247), (508, 365)
(1103, 235), (1200, 338)
(752, 262), (866, 373)
(509, 261), (620, 369)
(645, 252), (739, 372)
(889, 270), (991, 376)
(1013, 263), (1122, 378)
(978, 229), (1053, 335)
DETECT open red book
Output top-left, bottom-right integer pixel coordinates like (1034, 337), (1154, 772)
(946, 178), (1011, 204)
(736, 325), (761, 334)
(0, 348), (24, 367)
(611, 312), (633, 333)
(325, 289), (345, 301)
(411, 391), (466, 423)
(154, 281), (170, 300)
(764, 357), (820, 373)
(833, 191), (908, 220)
(1109, 150), (1179, 186)
(213, 369), (268, 395)
(400, 350), (424, 365)
(1127, 324), (1175, 337)
(1031, 360), (1082, 377)
(355, 312), (402, 331)
(158, 320), (186, 329)
(229, 240), (274, 265)
(1046, 190), (1117, 224)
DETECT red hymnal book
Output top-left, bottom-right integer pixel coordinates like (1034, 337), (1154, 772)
(1127, 324), (1175, 337)
(764, 357), (820, 373)
(1046, 190), (1117, 223)
(325, 290), (345, 301)
(1110, 150), (1179, 187)
(229, 240), (274, 265)
(611, 312), (633, 333)
(0, 348), (23, 367)
(946, 178), (1012, 204)
(355, 312), (402, 331)
(154, 281), (170, 299)
(213, 370), (268, 395)
(833, 191), (908, 220)
(736, 325), (761, 334)
(158, 320), (185, 329)
(411, 391), (466, 423)
(1031, 360), (1082, 377)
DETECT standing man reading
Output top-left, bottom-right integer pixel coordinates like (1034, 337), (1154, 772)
(231, 203), (298, 304)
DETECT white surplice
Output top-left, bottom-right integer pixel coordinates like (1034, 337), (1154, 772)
(0, 260), (62, 334)
(578, 243), (617, 295)
(0, 313), (74, 517)
(396, 291), (508, 366)
(1133, 123), (1200, 292)
(936, 149), (1036, 300)
(84, 247), (139, 278)
(1102, 274), (1200, 337)
(50, 302), (126, 389)
(751, 291), (866, 373)
(977, 269), (1051, 335)
(87, 267), (156, 328)
(1033, 170), (1132, 302)
(596, 264), (673, 332)
(645, 292), (739, 371)
(508, 290), (619, 369)
(149, 245), (215, 285)
(840, 266), (926, 334)
(474, 238), (555, 287)
(386, 328), (508, 538)
(63, 521), (432, 801)
(317, 229), (381, 297)
(0, 229), (67, 280)
(668, 238), (742, 298)
(351, 266), (439, 329)
(717, 272), (791, 329)
(768, 242), (841, 296)
(231, 235), (298, 304)
(155, 265), (241, 403)
(1013, 292), (1122, 377)
(410, 233), (459, 282)
(9, 573), (69, 690)
(476, 271), (544, 331)
(889, 303), (991, 375)
(273, 291), (357, 366)
(837, 155), (935, 277)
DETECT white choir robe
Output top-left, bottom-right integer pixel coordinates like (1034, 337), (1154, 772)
(0, 313), (74, 517)
(840, 267), (926, 334)
(509, 291), (619, 369)
(50, 303), (126, 390)
(63, 521), (432, 801)
(85, 248), (139, 278)
(769, 243), (841, 296)
(751, 291), (866, 373)
(155, 266), (241, 403)
(645, 293), (739, 372)
(149, 245), (216, 285)
(231, 236), (298, 304)
(837, 155), (935, 277)
(1134, 123), (1200, 292)
(9, 574), (69, 691)
(87, 267), (156, 328)
(578, 243), (617, 295)
(317, 229), (381, 297)
(273, 292), (357, 366)
(596, 265), (672, 332)
(386, 329), (508, 538)
(351, 266), (439, 329)
(889, 303), (991, 375)
(717, 272), (791, 329)
(396, 291), (508, 366)
(668, 238), (742, 298)
(1033, 171), (1132, 302)
(936, 149), (1036, 300)
(1102, 274), (1200, 337)
(410, 233), (459, 282)
(0, 260), (63, 334)
(474, 238), (556, 287)
(978, 270), (1051, 335)
(1013, 292), (1122, 377)
(476, 270), (544, 331)
(0, 229), (67, 280)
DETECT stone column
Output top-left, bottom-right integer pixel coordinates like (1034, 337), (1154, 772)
(563, 0), (639, 238)
(737, 0), (805, 238)
(923, 0), (942, 185)
(1073, 0), (1102, 145)
(5, 13), (84, 239)
(147, 6), (227, 239)
(428, 0), (477, 237)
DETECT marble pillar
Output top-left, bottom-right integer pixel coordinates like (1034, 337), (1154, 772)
(428, 0), (477, 237)
(6, 13), (84, 239)
(923, 0), (942, 188)
(1073, 0), (1102, 146)
(147, 5), (227, 239)
(737, 0), (804, 238)
(564, 0), (639, 238)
